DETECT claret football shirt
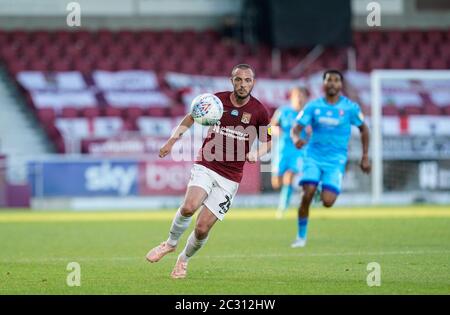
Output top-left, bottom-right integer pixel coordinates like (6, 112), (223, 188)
(195, 91), (272, 183)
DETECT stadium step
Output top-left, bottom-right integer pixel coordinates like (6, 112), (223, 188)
(0, 67), (54, 183)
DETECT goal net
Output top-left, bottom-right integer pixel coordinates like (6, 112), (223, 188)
(369, 70), (450, 205)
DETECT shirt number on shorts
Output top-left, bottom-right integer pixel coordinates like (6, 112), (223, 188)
(219, 195), (232, 214)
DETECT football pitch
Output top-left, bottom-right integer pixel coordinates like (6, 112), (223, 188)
(0, 206), (449, 295)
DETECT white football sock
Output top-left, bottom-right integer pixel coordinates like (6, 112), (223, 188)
(179, 231), (208, 261)
(167, 208), (193, 247)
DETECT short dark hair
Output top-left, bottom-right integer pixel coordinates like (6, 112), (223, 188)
(323, 69), (344, 81)
(231, 64), (255, 78)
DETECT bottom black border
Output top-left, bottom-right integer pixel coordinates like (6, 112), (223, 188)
(0, 295), (443, 313)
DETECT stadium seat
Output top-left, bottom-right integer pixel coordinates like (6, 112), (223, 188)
(137, 59), (157, 71)
(51, 59), (72, 71)
(382, 106), (400, 116)
(423, 105), (442, 115)
(54, 136), (66, 153)
(168, 105), (186, 117)
(61, 107), (79, 118)
(180, 59), (199, 74)
(409, 58), (428, 69)
(404, 30), (425, 44)
(124, 107), (145, 126)
(96, 58), (116, 71)
(388, 58), (408, 69)
(426, 30), (445, 44)
(403, 106), (424, 115)
(430, 58), (448, 69)
(443, 106), (450, 116)
(104, 106), (123, 118)
(147, 107), (168, 117)
(116, 59), (136, 70)
(37, 108), (56, 125)
(81, 107), (101, 119)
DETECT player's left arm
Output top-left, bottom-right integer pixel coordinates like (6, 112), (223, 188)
(246, 107), (273, 163)
(358, 123), (371, 174)
(247, 140), (272, 163)
(352, 103), (371, 174)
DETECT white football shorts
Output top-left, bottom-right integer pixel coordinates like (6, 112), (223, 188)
(188, 164), (239, 221)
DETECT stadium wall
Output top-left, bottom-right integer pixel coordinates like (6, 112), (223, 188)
(1, 0), (450, 30)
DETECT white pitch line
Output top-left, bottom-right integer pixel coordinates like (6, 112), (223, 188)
(1, 249), (449, 264)
(202, 249), (450, 259)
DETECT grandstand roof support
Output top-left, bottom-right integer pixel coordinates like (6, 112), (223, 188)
(289, 45), (324, 77)
(271, 48), (281, 76)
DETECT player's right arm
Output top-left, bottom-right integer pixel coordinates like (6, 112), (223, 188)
(291, 103), (313, 149)
(291, 124), (306, 149)
(269, 108), (281, 136)
(159, 114), (194, 158)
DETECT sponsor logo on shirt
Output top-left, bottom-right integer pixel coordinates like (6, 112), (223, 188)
(212, 121), (250, 141)
(241, 112), (252, 124)
(318, 116), (340, 126)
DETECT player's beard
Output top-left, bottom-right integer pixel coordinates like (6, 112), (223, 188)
(326, 87), (339, 97)
(234, 89), (251, 100)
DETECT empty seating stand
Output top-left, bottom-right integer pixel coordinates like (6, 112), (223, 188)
(0, 29), (448, 153)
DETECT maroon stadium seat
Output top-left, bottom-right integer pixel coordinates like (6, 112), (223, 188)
(61, 107), (79, 118)
(405, 30), (425, 44)
(37, 108), (56, 125)
(382, 106), (399, 116)
(423, 105), (442, 115)
(427, 30), (445, 43)
(147, 107), (167, 117)
(409, 58), (428, 69)
(81, 107), (100, 119)
(137, 59), (157, 71)
(96, 58), (116, 71)
(51, 59), (72, 71)
(168, 105), (186, 117)
(116, 59), (136, 70)
(430, 58), (448, 69)
(125, 107), (145, 121)
(388, 58), (408, 69)
(403, 106), (423, 115)
(54, 136), (66, 153)
(442, 106), (450, 116)
(104, 106), (123, 118)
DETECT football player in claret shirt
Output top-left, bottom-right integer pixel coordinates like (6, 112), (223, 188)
(290, 70), (371, 248)
(146, 64), (272, 278)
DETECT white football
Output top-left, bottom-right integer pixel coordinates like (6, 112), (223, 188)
(190, 93), (224, 126)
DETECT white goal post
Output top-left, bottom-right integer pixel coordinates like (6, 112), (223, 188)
(370, 70), (450, 204)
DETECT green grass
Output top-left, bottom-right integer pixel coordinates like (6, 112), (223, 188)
(0, 206), (449, 294)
